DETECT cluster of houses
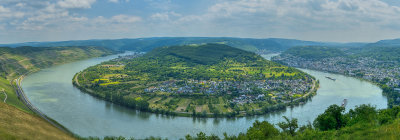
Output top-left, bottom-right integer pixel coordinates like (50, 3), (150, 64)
(274, 54), (400, 90)
(231, 94), (266, 104)
(100, 52), (145, 69)
(110, 52), (144, 62)
(144, 78), (314, 103)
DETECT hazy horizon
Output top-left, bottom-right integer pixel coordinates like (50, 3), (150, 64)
(1, 0), (400, 44)
(0, 36), (380, 45)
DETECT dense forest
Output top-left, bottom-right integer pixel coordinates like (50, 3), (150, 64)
(282, 45), (400, 62)
(75, 44), (315, 117)
(348, 46), (400, 62)
(281, 46), (346, 59)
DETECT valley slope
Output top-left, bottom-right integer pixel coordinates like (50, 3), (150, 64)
(0, 46), (115, 139)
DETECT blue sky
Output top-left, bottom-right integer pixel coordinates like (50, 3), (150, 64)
(1, 0), (400, 44)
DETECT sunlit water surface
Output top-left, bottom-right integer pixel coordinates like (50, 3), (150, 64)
(22, 53), (387, 139)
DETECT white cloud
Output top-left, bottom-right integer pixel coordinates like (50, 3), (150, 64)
(146, 0), (174, 10)
(57, 0), (96, 9)
(15, 3), (26, 8)
(0, 0), (98, 31)
(140, 0), (400, 42)
(151, 13), (169, 20)
(108, 0), (130, 3)
(2, 0), (400, 43)
(0, 5), (24, 21)
(204, 0), (400, 28)
(0, 5), (10, 12)
(151, 12), (181, 21)
(111, 15), (142, 23)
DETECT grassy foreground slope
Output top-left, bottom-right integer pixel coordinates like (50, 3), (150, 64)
(0, 102), (75, 140)
(0, 46), (115, 139)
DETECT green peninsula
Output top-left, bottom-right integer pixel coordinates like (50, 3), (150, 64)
(74, 44), (317, 117)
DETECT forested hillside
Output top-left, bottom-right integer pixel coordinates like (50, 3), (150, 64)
(0, 37), (365, 53)
(281, 46), (346, 59)
(0, 46), (115, 79)
(348, 46), (400, 62)
(283, 45), (400, 62)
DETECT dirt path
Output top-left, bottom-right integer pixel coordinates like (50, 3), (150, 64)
(14, 74), (71, 134)
(1, 88), (6, 103)
(302, 79), (317, 98)
(74, 72), (81, 86)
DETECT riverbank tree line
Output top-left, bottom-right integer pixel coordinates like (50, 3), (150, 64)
(79, 104), (400, 140)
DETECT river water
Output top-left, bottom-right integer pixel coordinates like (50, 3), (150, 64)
(22, 53), (387, 139)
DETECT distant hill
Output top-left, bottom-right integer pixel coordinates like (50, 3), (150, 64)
(0, 46), (115, 79)
(146, 43), (261, 65)
(0, 37), (368, 52)
(366, 38), (400, 47)
(348, 46), (400, 62)
(281, 46), (346, 59)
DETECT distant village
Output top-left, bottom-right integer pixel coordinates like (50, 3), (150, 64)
(144, 77), (314, 104)
(273, 54), (400, 93)
(111, 52), (145, 62)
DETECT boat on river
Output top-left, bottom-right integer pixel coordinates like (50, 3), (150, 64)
(325, 76), (336, 81)
(341, 99), (348, 107)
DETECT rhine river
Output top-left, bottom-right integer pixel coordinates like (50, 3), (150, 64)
(22, 53), (387, 139)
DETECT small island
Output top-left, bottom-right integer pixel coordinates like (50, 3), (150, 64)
(73, 44), (317, 117)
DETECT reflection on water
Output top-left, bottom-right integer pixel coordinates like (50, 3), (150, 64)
(22, 53), (387, 139)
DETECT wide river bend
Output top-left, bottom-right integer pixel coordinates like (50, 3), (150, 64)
(22, 53), (387, 139)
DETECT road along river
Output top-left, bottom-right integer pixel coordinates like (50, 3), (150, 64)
(22, 53), (387, 139)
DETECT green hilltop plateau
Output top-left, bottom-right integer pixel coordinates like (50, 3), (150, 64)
(74, 44), (317, 117)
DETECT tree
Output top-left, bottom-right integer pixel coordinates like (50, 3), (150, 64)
(378, 106), (400, 124)
(277, 116), (298, 136)
(347, 104), (377, 126)
(105, 92), (111, 101)
(246, 120), (279, 139)
(313, 104), (347, 130)
(137, 100), (149, 111)
(185, 132), (220, 140)
(192, 109), (196, 116)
